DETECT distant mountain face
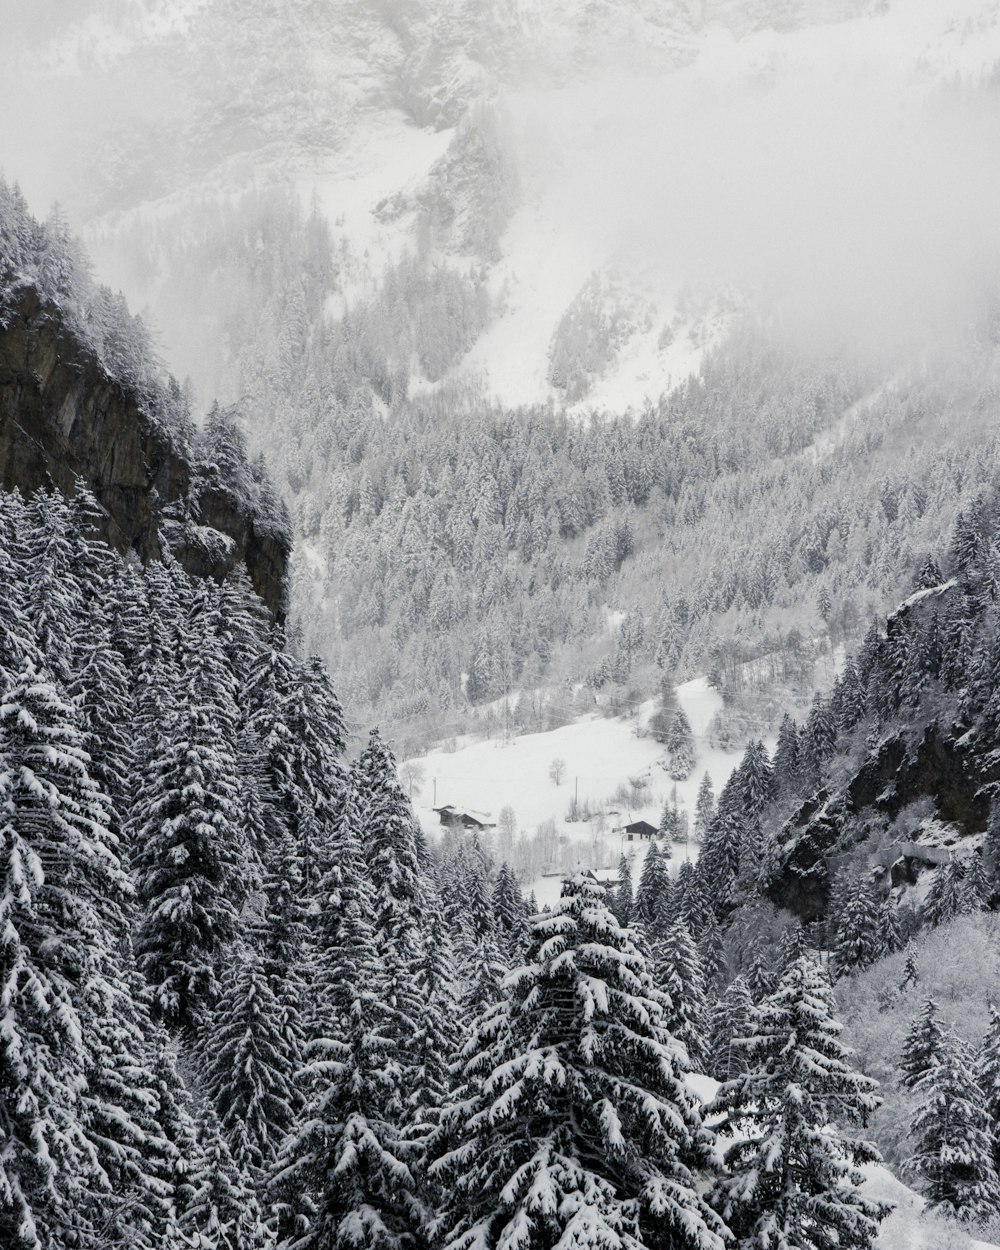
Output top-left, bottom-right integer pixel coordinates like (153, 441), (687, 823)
(6, 0), (1000, 416)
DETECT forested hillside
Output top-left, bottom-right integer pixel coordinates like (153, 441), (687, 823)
(621, 485), (1000, 1238)
(77, 181), (1000, 751)
(8, 0), (1000, 748)
(0, 196), (957, 1250)
(0, 482), (901, 1250)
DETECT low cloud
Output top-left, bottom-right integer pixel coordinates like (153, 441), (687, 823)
(508, 49), (1000, 356)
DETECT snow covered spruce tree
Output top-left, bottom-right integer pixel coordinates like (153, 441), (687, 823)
(907, 1027), (1000, 1223)
(978, 1005), (1000, 1170)
(634, 839), (673, 942)
(610, 852), (634, 925)
(271, 765), (423, 1250)
(354, 728), (433, 1126)
(491, 860), (528, 958)
(657, 917), (709, 1072)
(899, 998), (945, 1089)
(0, 659), (143, 1249)
(706, 954), (888, 1250)
(708, 974), (755, 1083)
(833, 874), (882, 978)
(199, 936), (299, 1183)
(431, 873), (729, 1250)
(245, 639), (345, 898)
(133, 589), (250, 1031)
(356, 727), (425, 940)
(183, 1105), (265, 1250)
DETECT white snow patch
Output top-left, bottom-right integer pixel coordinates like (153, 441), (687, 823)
(301, 112), (455, 309)
(894, 578), (959, 613)
(406, 675), (744, 909)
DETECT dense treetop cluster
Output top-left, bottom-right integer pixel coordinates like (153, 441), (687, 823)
(0, 482), (905, 1250)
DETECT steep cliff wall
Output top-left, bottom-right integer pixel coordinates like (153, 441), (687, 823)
(762, 580), (998, 923)
(0, 283), (289, 616)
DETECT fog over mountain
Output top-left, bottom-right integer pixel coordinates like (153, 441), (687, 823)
(6, 0), (1000, 405)
(8, 6), (1000, 1250)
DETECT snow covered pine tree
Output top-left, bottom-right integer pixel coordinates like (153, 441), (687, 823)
(432, 873), (729, 1250)
(707, 954), (888, 1250)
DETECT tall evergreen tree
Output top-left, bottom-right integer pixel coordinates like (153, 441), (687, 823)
(746, 951), (777, 1004)
(183, 1108), (263, 1250)
(0, 661), (131, 1249)
(735, 739), (774, 817)
(200, 939), (298, 1182)
(908, 1029), (1000, 1224)
(271, 771), (421, 1250)
(834, 874), (881, 978)
(977, 1004), (1000, 1174)
(962, 853), (991, 913)
(356, 728), (424, 941)
(694, 771), (716, 840)
(707, 955), (887, 1250)
(697, 911), (726, 998)
(923, 860), (965, 928)
(802, 693), (838, 784)
(900, 945), (919, 990)
(698, 811), (742, 919)
(133, 594), (248, 1030)
(772, 714), (801, 797)
(675, 859), (714, 938)
(708, 975), (755, 1083)
(407, 886), (463, 1142)
(657, 918), (709, 1071)
(900, 998), (945, 1089)
(491, 861), (527, 958)
(666, 706), (696, 780)
(610, 852), (633, 925)
(876, 892), (903, 959)
(432, 875), (729, 1250)
(634, 840), (673, 941)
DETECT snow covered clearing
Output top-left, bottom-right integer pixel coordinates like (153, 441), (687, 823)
(407, 677), (747, 907)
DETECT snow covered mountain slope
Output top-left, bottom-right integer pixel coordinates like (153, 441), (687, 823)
(6, 0), (1000, 415)
(407, 676), (771, 904)
(8, 0), (1000, 757)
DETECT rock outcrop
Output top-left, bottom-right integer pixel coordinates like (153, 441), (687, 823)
(765, 721), (995, 923)
(0, 284), (288, 616)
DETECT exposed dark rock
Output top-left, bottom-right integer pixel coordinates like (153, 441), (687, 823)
(0, 284), (288, 615)
(766, 791), (842, 922)
(767, 720), (994, 922)
(846, 732), (907, 814)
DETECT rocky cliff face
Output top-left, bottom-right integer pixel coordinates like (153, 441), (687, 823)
(764, 580), (999, 923)
(0, 284), (289, 616)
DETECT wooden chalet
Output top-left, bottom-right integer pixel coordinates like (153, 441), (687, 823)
(432, 804), (497, 831)
(621, 819), (658, 842)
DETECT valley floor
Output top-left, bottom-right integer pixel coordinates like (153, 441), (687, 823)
(407, 676), (762, 905)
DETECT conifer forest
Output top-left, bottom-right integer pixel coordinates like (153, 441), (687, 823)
(7, 4), (1000, 1249)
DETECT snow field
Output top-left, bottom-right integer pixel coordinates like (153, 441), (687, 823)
(407, 677), (749, 907)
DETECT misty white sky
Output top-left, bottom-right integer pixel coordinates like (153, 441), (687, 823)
(509, 59), (1000, 355)
(3, 0), (1000, 389)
